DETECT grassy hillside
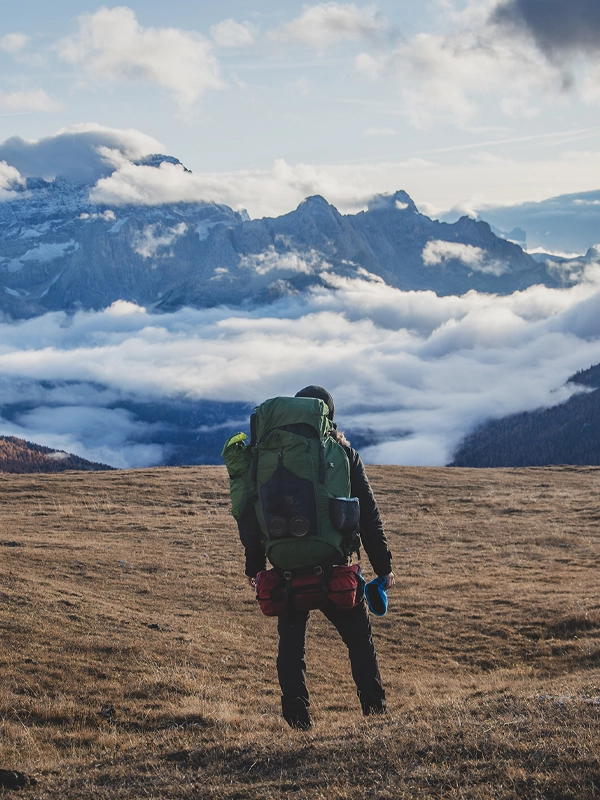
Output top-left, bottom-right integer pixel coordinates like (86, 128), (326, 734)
(0, 436), (113, 473)
(450, 362), (600, 468)
(1, 466), (599, 798)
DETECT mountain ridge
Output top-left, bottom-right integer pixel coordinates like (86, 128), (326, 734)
(0, 158), (567, 319)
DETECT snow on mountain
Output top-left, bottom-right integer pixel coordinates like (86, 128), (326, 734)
(0, 156), (569, 319)
(0, 160), (243, 318)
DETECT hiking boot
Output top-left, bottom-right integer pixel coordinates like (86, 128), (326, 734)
(285, 715), (313, 731)
(362, 703), (387, 717)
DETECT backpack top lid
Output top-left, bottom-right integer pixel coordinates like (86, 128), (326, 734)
(295, 385), (335, 420)
(254, 396), (333, 442)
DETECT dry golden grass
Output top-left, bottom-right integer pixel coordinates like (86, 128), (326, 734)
(1, 465), (599, 798)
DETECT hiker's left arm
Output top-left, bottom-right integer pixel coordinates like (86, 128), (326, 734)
(347, 448), (393, 577)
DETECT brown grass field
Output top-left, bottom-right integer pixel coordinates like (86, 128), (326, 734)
(0, 465), (599, 799)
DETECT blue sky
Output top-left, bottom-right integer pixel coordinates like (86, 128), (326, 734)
(1, 0), (600, 217)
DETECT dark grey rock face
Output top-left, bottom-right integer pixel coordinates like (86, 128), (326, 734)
(0, 175), (244, 318)
(0, 170), (563, 319)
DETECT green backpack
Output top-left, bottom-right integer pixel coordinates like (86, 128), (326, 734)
(222, 396), (359, 570)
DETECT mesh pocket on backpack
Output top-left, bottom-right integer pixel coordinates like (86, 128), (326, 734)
(259, 465), (318, 540)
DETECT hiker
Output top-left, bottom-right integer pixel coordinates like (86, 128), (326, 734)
(225, 385), (394, 730)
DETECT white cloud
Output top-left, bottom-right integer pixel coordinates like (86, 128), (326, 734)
(422, 240), (507, 275)
(0, 33), (30, 54)
(271, 3), (389, 50)
(353, 0), (600, 127)
(0, 124), (163, 183)
(355, 51), (382, 77)
(392, 28), (556, 128)
(240, 246), (330, 276)
(0, 160), (24, 199)
(104, 299), (147, 316)
(87, 144), (600, 223)
(132, 222), (187, 259)
(57, 6), (223, 105)
(79, 210), (117, 221)
(89, 155), (419, 217)
(0, 90), (60, 113)
(6, 123), (592, 225)
(2, 273), (600, 467)
(210, 19), (256, 49)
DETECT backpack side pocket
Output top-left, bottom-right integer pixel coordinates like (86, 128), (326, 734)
(222, 433), (253, 519)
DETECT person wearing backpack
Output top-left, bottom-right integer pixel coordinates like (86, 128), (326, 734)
(223, 385), (394, 730)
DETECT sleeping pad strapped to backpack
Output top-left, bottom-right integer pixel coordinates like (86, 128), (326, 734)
(222, 396), (360, 570)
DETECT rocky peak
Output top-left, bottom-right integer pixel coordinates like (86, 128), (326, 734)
(367, 190), (418, 214)
(133, 154), (192, 173)
(296, 195), (337, 215)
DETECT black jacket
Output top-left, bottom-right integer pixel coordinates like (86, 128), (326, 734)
(241, 444), (392, 578)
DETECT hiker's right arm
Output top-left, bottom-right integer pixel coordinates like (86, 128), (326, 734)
(236, 506), (266, 578)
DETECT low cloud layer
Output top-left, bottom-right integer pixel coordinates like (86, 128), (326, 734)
(2, 272), (600, 468)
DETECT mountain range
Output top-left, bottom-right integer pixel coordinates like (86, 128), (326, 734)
(0, 155), (571, 319)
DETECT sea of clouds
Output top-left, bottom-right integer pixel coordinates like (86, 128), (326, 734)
(2, 271), (600, 469)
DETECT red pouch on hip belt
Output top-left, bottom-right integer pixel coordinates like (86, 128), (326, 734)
(327, 564), (365, 610)
(255, 564), (364, 617)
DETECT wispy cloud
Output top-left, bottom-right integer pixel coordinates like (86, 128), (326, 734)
(0, 90), (60, 113)
(133, 222), (187, 259)
(270, 3), (389, 50)
(422, 240), (507, 275)
(0, 33), (30, 54)
(210, 18), (256, 49)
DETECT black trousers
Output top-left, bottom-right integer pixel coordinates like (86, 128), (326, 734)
(276, 599), (386, 722)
